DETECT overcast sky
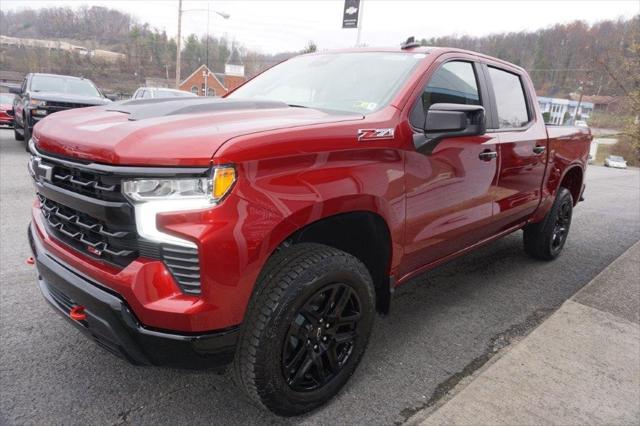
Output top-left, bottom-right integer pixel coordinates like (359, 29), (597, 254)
(3, 0), (638, 53)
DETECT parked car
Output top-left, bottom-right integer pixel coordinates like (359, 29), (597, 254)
(604, 155), (628, 169)
(27, 44), (591, 416)
(10, 73), (112, 143)
(131, 87), (197, 100)
(0, 93), (15, 127)
(574, 120), (588, 127)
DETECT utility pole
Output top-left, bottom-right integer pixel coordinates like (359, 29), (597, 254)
(175, 0), (182, 89)
(206, 2), (210, 70)
(356, 0), (365, 46)
(573, 83), (584, 124)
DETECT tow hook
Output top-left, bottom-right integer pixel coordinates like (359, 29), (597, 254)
(69, 306), (87, 322)
(25, 256), (35, 265)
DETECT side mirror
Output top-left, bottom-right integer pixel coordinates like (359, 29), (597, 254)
(414, 103), (486, 154)
(8, 86), (21, 95)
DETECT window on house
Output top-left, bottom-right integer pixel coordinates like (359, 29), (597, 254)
(207, 88), (215, 97)
(190, 86), (199, 95)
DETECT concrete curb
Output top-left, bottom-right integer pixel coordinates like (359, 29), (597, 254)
(407, 240), (640, 426)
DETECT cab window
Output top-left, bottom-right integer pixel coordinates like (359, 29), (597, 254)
(410, 61), (480, 129)
(488, 67), (530, 128)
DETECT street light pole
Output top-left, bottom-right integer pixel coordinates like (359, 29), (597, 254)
(175, 0), (182, 89)
(356, 0), (365, 46)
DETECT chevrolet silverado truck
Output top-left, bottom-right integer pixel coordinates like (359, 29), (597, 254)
(27, 44), (590, 416)
(11, 73), (112, 144)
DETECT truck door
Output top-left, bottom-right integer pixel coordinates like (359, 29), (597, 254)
(483, 65), (548, 231)
(401, 59), (501, 277)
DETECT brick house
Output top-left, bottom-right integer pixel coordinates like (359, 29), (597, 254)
(179, 48), (246, 96)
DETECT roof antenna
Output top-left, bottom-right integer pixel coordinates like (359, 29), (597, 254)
(401, 36), (421, 50)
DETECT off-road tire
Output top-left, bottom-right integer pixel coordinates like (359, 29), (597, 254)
(523, 187), (573, 260)
(232, 243), (376, 416)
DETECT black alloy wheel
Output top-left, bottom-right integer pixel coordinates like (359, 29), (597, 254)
(551, 197), (572, 252)
(282, 283), (361, 391)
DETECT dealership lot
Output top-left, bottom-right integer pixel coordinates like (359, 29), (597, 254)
(1, 129), (639, 425)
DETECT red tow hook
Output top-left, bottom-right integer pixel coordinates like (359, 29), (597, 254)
(69, 306), (87, 322)
(26, 256), (35, 265)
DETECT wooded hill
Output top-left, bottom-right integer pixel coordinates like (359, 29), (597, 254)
(1, 6), (637, 100)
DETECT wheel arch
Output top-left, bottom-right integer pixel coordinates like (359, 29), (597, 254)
(258, 196), (399, 314)
(559, 164), (584, 206)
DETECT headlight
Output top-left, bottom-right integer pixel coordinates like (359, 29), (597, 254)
(30, 99), (46, 106)
(123, 166), (235, 247)
(32, 109), (47, 116)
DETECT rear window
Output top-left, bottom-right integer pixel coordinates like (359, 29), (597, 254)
(488, 67), (529, 128)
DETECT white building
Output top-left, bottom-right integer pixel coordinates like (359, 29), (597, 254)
(537, 96), (595, 125)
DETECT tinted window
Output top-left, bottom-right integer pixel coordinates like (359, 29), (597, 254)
(488, 67), (529, 128)
(410, 61), (480, 128)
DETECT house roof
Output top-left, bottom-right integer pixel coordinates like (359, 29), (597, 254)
(179, 64), (225, 89)
(569, 93), (619, 105)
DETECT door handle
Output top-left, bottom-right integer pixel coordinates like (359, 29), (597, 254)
(479, 150), (497, 161)
(533, 145), (546, 155)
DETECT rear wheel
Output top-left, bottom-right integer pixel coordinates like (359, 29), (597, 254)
(523, 187), (573, 260)
(233, 243), (375, 416)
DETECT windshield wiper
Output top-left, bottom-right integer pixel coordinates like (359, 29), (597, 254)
(287, 104), (309, 108)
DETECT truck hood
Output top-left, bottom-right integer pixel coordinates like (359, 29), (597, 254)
(33, 98), (363, 166)
(30, 91), (111, 106)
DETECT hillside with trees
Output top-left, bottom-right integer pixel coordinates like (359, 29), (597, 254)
(1, 6), (637, 106)
(0, 6), (300, 94)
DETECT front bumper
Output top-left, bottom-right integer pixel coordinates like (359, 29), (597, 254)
(29, 222), (239, 369)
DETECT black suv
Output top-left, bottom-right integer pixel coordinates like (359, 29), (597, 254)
(10, 73), (112, 143)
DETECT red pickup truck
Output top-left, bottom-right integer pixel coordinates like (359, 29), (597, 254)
(28, 44), (590, 415)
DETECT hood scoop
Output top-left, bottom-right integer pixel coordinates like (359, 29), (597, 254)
(106, 97), (289, 121)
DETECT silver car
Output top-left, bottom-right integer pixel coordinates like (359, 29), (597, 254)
(604, 155), (628, 169)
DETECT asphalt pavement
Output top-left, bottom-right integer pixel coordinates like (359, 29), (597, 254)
(1, 128), (639, 425)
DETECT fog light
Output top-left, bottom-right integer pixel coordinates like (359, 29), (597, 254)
(32, 109), (47, 116)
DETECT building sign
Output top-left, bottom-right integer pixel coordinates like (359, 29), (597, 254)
(342, 0), (361, 28)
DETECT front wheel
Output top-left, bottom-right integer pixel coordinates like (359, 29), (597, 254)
(523, 187), (573, 260)
(233, 243), (376, 416)
(14, 125), (24, 141)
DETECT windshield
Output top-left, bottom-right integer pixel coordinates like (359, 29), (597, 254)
(0, 93), (15, 104)
(30, 75), (102, 98)
(228, 52), (425, 114)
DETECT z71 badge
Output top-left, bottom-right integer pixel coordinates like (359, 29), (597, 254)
(357, 128), (395, 141)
